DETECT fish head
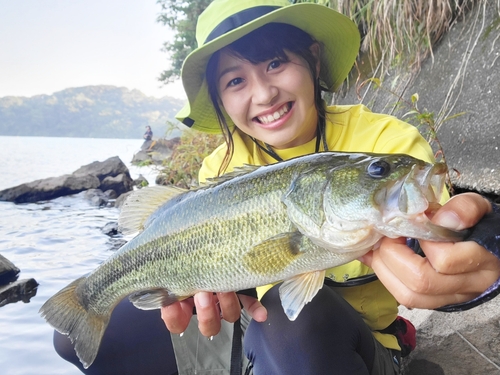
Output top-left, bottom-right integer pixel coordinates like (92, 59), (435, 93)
(321, 153), (465, 250)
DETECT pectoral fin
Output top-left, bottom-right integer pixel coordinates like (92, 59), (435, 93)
(243, 231), (304, 275)
(279, 270), (325, 321)
(128, 289), (187, 310)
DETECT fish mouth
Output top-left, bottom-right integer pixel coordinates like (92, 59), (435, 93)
(384, 162), (447, 220)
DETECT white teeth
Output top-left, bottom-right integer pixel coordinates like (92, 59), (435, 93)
(257, 104), (289, 124)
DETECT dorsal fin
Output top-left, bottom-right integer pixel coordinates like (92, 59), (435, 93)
(118, 185), (186, 235)
(204, 164), (261, 185)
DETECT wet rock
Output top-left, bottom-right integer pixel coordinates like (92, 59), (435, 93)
(133, 174), (149, 188)
(0, 174), (100, 203)
(0, 278), (38, 307)
(104, 189), (118, 199)
(101, 222), (119, 236)
(100, 173), (133, 196)
(84, 188), (109, 207)
(0, 156), (134, 203)
(132, 137), (180, 166)
(0, 254), (20, 286)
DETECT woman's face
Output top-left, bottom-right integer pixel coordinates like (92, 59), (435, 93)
(216, 48), (319, 149)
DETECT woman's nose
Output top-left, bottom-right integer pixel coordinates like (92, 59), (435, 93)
(251, 76), (278, 105)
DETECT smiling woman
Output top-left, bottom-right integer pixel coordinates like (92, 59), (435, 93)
(213, 30), (318, 149)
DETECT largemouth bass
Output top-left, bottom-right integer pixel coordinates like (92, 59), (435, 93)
(40, 152), (466, 368)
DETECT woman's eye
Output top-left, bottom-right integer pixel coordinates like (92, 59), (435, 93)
(268, 60), (282, 70)
(227, 77), (243, 87)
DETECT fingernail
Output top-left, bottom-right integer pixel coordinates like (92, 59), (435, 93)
(196, 292), (212, 308)
(434, 211), (463, 230)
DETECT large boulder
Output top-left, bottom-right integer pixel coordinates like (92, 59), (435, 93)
(0, 156), (133, 203)
(0, 174), (100, 203)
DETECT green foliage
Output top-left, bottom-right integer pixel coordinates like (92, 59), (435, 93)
(156, 0), (213, 83)
(157, 127), (223, 188)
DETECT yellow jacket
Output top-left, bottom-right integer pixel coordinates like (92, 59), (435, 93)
(199, 104), (437, 350)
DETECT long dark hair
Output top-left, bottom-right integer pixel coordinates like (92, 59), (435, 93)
(206, 23), (327, 175)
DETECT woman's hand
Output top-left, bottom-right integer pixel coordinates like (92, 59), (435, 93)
(360, 193), (500, 309)
(161, 291), (267, 337)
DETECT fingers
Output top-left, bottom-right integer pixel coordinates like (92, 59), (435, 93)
(364, 236), (500, 309)
(217, 292), (241, 323)
(431, 192), (492, 230)
(238, 294), (267, 322)
(194, 292), (222, 337)
(419, 238), (497, 274)
(160, 291), (267, 337)
(161, 299), (194, 334)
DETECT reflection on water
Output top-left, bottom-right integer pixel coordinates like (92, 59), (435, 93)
(0, 136), (151, 375)
(0, 196), (123, 375)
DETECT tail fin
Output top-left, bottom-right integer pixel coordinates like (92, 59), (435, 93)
(39, 277), (109, 369)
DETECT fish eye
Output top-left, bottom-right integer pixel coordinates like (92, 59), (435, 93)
(367, 160), (391, 178)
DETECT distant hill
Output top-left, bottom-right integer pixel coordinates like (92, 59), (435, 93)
(0, 85), (186, 139)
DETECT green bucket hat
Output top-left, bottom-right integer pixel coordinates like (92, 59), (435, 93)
(176, 0), (360, 133)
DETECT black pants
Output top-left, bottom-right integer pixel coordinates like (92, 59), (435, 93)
(244, 283), (376, 375)
(54, 285), (378, 375)
(53, 299), (178, 375)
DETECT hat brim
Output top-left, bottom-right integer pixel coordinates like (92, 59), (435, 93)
(177, 3), (360, 133)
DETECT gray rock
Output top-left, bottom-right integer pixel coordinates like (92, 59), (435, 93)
(73, 156), (130, 182)
(0, 278), (38, 308)
(0, 156), (134, 203)
(100, 173), (134, 196)
(84, 188), (109, 207)
(0, 174), (100, 203)
(101, 222), (119, 236)
(0, 254), (20, 286)
(133, 174), (149, 188)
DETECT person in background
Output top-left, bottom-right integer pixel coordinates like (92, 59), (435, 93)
(142, 125), (154, 151)
(144, 126), (153, 141)
(53, 1), (500, 374)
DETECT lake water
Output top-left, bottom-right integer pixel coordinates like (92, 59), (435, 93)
(0, 136), (157, 375)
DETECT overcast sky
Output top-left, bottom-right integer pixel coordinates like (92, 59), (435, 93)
(0, 0), (187, 99)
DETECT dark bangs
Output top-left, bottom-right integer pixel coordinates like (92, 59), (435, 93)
(227, 23), (316, 65)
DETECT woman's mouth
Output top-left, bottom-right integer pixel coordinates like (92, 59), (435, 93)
(254, 102), (293, 124)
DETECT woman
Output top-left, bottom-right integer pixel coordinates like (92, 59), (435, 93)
(54, 1), (500, 374)
(163, 1), (500, 374)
